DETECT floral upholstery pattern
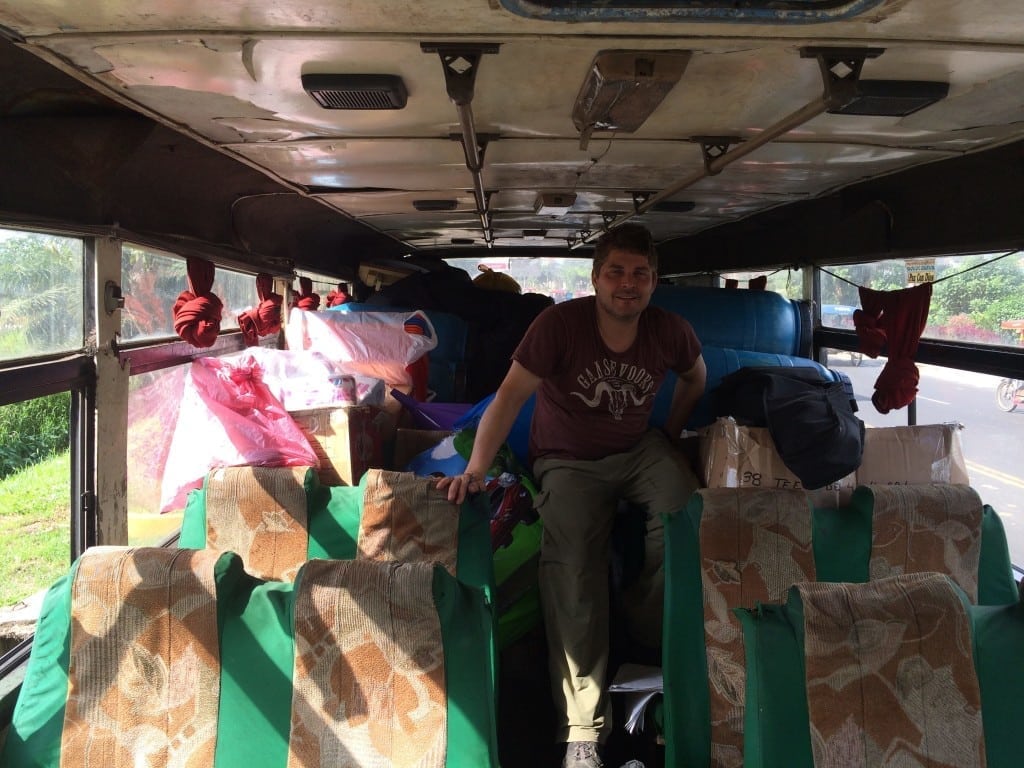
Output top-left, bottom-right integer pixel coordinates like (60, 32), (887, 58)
(798, 573), (984, 768)
(698, 488), (815, 768)
(358, 469), (459, 577)
(869, 484), (982, 603)
(204, 465), (310, 581)
(62, 547), (221, 767)
(288, 559), (446, 768)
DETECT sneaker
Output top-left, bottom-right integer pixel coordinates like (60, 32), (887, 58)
(563, 741), (604, 768)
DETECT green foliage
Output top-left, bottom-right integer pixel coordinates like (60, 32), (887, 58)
(0, 235), (83, 353)
(0, 393), (71, 479)
(932, 255), (1023, 330)
(0, 452), (70, 607)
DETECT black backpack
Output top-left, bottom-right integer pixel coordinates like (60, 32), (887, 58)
(713, 366), (865, 490)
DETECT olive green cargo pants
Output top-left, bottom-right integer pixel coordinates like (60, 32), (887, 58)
(532, 429), (699, 744)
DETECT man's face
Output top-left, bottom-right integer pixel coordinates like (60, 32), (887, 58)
(591, 247), (656, 321)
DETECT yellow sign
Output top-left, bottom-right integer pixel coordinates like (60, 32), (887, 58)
(905, 258), (935, 285)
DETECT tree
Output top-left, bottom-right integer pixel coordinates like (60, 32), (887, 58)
(0, 234), (83, 356)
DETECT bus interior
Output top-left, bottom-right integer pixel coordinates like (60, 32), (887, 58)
(1, 1), (1023, 767)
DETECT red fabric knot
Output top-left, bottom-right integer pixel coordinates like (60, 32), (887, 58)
(872, 358), (921, 414)
(173, 258), (223, 348)
(238, 273), (283, 346)
(855, 282), (933, 413)
(326, 285), (349, 307)
(293, 276), (321, 311)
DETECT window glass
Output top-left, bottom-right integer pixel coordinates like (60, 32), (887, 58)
(0, 394), (71, 634)
(0, 230), (84, 361)
(819, 252), (1024, 345)
(126, 365), (187, 542)
(835, 356), (1023, 566)
(719, 268), (805, 301)
(121, 245), (254, 341)
(445, 257), (595, 302)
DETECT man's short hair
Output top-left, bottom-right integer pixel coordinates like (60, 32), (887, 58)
(592, 224), (658, 275)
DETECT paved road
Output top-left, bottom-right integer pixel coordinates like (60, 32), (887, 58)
(830, 353), (1024, 565)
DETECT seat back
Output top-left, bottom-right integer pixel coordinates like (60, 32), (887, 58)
(2, 546), (240, 768)
(181, 468), (493, 596)
(664, 487), (815, 768)
(738, 573), (986, 768)
(202, 465), (310, 581)
(3, 549), (499, 768)
(864, 483), (983, 600)
(288, 559), (448, 767)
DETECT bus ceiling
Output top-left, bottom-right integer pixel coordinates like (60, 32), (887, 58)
(1, 3), (1024, 276)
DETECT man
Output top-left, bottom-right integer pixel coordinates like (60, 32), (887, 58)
(439, 223), (705, 768)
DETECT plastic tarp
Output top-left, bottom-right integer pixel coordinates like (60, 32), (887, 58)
(159, 355), (319, 511)
(285, 308), (437, 387)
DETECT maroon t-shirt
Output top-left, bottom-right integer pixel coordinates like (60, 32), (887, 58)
(513, 296), (701, 461)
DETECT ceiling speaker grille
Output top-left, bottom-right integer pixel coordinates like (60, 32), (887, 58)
(301, 74), (408, 110)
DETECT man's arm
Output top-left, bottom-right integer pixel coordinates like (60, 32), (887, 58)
(437, 360), (541, 503)
(663, 354), (707, 442)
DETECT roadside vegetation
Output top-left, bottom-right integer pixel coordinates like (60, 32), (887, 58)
(0, 452), (69, 607)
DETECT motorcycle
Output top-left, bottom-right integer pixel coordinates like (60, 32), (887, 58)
(995, 378), (1024, 412)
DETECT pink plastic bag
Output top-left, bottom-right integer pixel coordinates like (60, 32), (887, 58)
(159, 354), (319, 511)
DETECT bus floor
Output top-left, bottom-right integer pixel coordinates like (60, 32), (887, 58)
(497, 613), (664, 768)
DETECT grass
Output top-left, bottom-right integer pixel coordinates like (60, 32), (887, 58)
(0, 451), (70, 608)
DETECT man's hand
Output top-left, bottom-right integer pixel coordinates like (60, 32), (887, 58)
(435, 471), (484, 504)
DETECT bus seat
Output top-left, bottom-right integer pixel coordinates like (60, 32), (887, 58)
(649, 285), (811, 357)
(1, 546), (243, 768)
(737, 573), (985, 768)
(285, 559), (498, 767)
(854, 484), (1018, 605)
(663, 487), (815, 768)
(217, 558), (499, 768)
(180, 468), (493, 598)
(185, 465), (311, 581)
(2, 549), (499, 768)
(865, 484), (983, 601)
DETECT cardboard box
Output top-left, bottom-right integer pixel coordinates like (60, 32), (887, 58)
(858, 423), (969, 488)
(289, 405), (396, 486)
(698, 417), (855, 507)
(393, 428), (453, 470)
(698, 418), (971, 508)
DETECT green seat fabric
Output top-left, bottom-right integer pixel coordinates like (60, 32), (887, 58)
(662, 492), (713, 768)
(662, 484), (1015, 768)
(2, 549), (499, 768)
(738, 573), (1016, 768)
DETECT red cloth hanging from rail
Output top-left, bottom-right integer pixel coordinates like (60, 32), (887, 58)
(853, 281), (933, 414)
(326, 284), (350, 307)
(293, 277), (321, 311)
(173, 258), (223, 348)
(237, 273), (283, 346)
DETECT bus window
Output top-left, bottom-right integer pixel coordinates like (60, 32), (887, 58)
(121, 245), (255, 342)
(719, 268), (805, 300)
(0, 394), (71, 651)
(126, 365), (187, 545)
(445, 256), (596, 302)
(0, 231), (84, 361)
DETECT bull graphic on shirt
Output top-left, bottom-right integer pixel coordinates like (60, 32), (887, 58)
(570, 378), (649, 420)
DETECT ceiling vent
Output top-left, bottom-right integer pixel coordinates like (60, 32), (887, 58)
(829, 80), (949, 117)
(301, 74), (408, 110)
(413, 199), (458, 211)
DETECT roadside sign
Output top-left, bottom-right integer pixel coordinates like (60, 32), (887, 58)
(905, 258), (935, 285)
